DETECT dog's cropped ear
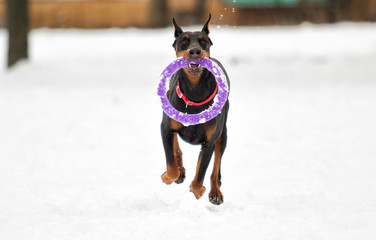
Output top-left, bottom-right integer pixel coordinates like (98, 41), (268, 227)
(172, 18), (183, 38)
(172, 18), (183, 49)
(202, 14), (211, 36)
(202, 14), (213, 46)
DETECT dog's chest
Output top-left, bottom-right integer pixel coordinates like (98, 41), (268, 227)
(177, 125), (208, 145)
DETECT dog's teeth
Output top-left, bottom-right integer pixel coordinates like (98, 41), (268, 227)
(188, 63), (202, 69)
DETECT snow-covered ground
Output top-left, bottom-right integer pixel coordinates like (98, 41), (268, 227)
(1, 23), (376, 239)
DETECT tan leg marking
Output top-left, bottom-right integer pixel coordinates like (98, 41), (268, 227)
(173, 133), (185, 183)
(209, 138), (223, 202)
(161, 133), (181, 184)
(190, 157), (206, 199)
(206, 124), (217, 141)
(170, 119), (182, 131)
(161, 165), (179, 184)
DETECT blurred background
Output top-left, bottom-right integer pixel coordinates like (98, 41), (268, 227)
(2, 0), (376, 67)
(1, 0), (376, 29)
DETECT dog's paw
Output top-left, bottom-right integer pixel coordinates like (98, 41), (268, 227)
(190, 184), (206, 199)
(209, 189), (224, 205)
(175, 175), (185, 184)
(175, 167), (186, 184)
(161, 172), (179, 185)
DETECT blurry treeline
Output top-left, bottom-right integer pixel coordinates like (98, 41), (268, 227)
(0, 0), (375, 28)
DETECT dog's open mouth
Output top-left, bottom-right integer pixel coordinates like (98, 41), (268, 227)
(185, 63), (203, 75)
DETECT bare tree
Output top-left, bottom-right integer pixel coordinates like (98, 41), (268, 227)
(196, 0), (206, 22)
(327, 0), (341, 23)
(149, 0), (169, 28)
(6, 0), (29, 68)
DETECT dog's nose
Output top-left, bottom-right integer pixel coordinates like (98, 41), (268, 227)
(188, 48), (202, 59)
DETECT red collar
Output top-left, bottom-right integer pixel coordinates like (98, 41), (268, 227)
(176, 82), (218, 107)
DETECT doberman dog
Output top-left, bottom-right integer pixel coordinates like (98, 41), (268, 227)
(160, 14), (230, 205)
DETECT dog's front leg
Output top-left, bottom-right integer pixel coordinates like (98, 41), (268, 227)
(190, 142), (215, 199)
(160, 123), (181, 184)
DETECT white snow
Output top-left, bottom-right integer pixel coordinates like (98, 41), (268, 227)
(1, 23), (376, 239)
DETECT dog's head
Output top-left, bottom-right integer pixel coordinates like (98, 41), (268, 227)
(172, 15), (213, 76)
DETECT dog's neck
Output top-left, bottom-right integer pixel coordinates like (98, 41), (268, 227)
(178, 69), (217, 103)
(183, 68), (201, 86)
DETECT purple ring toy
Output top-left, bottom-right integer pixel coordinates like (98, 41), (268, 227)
(157, 57), (229, 126)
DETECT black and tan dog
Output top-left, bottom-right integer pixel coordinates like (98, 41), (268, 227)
(160, 15), (230, 205)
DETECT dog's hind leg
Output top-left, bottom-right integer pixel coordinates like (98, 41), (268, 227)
(190, 143), (215, 199)
(209, 125), (227, 205)
(173, 134), (185, 184)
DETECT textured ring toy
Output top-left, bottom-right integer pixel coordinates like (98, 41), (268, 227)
(157, 57), (229, 126)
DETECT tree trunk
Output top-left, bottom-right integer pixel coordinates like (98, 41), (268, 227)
(6, 0), (29, 68)
(149, 0), (169, 28)
(196, 0), (206, 23)
(327, 0), (340, 23)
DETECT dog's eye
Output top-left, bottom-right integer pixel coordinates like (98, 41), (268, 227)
(179, 38), (189, 50)
(199, 39), (208, 49)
